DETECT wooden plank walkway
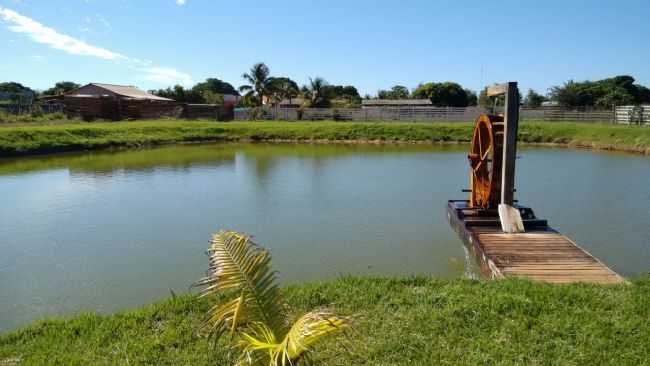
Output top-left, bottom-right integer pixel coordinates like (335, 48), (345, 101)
(447, 200), (625, 284)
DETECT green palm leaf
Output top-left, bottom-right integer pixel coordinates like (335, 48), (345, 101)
(197, 230), (351, 365)
(196, 231), (287, 341)
(274, 310), (350, 365)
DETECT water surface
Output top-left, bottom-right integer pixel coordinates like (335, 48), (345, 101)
(0, 143), (648, 331)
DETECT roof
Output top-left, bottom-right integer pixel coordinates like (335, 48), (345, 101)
(362, 99), (432, 106)
(70, 83), (174, 101)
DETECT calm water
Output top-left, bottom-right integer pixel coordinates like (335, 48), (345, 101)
(1, 143), (648, 331)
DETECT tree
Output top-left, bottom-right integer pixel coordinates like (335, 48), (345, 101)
(0, 82), (33, 94)
(523, 89), (547, 108)
(239, 62), (274, 106)
(412, 82), (470, 107)
(151, 85), (203, 103)
(377, 85), (410, 99)
(42, 81), (81, 96)
(0, 82), (35, 104)
(192, 78), (238, 96)
(465, 89), (478, 106)
(549, 75), (650, 107)
(303, 77), (335, 108)
(196, 230), (350, 365)
(268, 77), (300, 104)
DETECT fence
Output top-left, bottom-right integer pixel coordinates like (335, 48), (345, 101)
(235, 106), (619, 123)
(614, 105), (650, 125)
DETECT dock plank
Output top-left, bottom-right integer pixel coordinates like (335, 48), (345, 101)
(447, 201), (625, 284)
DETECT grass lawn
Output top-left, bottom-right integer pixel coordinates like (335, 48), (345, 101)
(0, 120), (649, 157)
(0, 276), (648, 365)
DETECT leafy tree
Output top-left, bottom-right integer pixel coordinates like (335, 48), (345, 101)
(320, 85), (361, 107)
(0, 82), (35, 104)
(303, 77), (335, 107)
(549, 75), (650, 107)
(465, 89), (478, 106)
(151, 85), (203, 103)
(325, 85), (361, 100)
(0, 82), (33, 94)
(377, 85), (410, 99)
(523, 89), (547, 108)
(200, 90), (224, 105)
(268, 77), (300, 104)
(239, 62), (274, 106)
(42, 81), (81, 96)
(196, 230), (350, 365)
(192, 78), (238, 96)
(412, 82), (470, 107)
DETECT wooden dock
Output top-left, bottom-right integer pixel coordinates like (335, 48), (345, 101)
(447, 200), (625, 284)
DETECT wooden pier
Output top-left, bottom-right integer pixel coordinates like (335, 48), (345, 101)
(447, 200), (625, 284)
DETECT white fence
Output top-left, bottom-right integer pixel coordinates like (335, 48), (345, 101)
(615, 105), (650, 125)
(235, 106), (621, 123)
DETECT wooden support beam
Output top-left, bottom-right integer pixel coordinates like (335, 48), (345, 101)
(486, 84), (507, 97)
(501, 82), (519, 206)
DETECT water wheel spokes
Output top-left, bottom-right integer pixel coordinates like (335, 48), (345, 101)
(468, 114), (504, 208)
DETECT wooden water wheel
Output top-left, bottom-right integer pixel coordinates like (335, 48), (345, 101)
(468, 114), (504, 208)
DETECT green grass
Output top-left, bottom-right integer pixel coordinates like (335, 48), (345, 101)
(1, 276), (648, 365)
(0, 120), (649, 157)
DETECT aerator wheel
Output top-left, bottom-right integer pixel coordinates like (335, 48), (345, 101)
(468, 114), (504, 208)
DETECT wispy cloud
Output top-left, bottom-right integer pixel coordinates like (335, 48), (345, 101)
(0, 6), (193, 86)
(0, 7), (124, 60)
(175, 0), (187, 5)
(140, 67), (193, 85)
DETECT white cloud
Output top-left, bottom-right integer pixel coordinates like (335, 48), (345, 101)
(175, 0), (187, 5)
(140, 66), (193, 86)
(0, 6), (124, 60)
(0, 6), (193, 86)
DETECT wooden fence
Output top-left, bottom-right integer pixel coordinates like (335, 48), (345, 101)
(614, 105), (650, 125)
(235, 106), (619, 123)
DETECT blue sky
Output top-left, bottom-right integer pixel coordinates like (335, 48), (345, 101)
(1, 0), (649, 95)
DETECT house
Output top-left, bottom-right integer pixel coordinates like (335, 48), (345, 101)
(362, 99), (432, 108)
(58, 83), (180, 120)
(66, 83), (174, 101)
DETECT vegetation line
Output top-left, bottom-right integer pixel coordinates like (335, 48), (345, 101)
(1, 120), (649, 158)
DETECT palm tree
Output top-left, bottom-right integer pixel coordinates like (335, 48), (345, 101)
(303, 77), (334, 108)
(196, 230), (350, 366)
(239, 63), (273, 106)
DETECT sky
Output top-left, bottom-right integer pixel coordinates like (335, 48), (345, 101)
(1, 0), (649, 95)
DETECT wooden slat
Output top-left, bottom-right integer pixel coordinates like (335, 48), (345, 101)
(469, 223), (623, 284)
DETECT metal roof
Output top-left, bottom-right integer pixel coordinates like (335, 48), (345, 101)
(78, 83), (174, 101)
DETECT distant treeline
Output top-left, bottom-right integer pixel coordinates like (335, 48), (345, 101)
(3, 66), (649, 109)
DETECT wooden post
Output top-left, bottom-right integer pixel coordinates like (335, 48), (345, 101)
(501, 82), (519, 206)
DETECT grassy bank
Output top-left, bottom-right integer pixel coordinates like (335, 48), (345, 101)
(1, 120), (649, 157)
(1, 276), (648, 365)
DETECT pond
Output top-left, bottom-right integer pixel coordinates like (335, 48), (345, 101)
(1, 143), (648, 331)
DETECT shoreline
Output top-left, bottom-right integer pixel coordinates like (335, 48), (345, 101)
(1, 120), (649, 158)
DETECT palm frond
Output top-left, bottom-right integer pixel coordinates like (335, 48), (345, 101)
(196, 231), (288, 341)
(239, 84), (253, 92)
(274, 310), (350, 365)
(242, 73), (256, 85)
